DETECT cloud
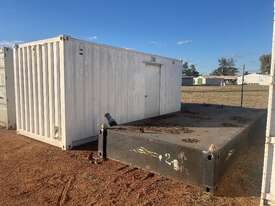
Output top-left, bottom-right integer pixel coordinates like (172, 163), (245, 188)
(232, 54), (244, 59)
(123, 47), (134, 50)
(177, 40), (192, 45)
(149, 41), (159, 46)
(0, 40), (23, 47)
(148, 41), (167, 48)
(88, 36), (98, 41)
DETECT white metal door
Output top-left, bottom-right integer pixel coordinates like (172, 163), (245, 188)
(145, 64), (160, 118)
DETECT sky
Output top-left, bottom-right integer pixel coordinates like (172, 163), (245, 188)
(0, 0), (273, 74)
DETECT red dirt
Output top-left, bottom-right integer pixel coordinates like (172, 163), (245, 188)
(0, 128), (263, 206)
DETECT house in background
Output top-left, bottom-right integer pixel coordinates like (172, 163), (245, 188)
(237, 73), (271, 86)
(194, 75), (237, 86)
(182, 76), (194, 86)
(222, 76), (238, 85)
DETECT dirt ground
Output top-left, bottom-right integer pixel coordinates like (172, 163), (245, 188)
(0, 85), (269, 206)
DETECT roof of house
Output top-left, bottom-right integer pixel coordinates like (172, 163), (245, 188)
(196, 75), (237, 80)
(182, 76), (194, 79)
(238, 73), (270, 78)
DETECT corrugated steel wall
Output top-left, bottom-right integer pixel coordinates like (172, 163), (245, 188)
(63, 38), (181, 147)
(14, 37), (65, 148)
(14, 35), (181, 149)
(0, 48), (7, 127)
(0, 48), (16, 129)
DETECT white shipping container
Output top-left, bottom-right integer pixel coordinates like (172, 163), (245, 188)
(14, 35), (181, 149)
(261, 1), (275, 205)
(0, 47), (16, 129)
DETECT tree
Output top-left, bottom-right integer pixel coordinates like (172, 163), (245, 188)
(211, 57), (238, 76)
(260, 54), (271, 74)
(182, 62), (200, 77)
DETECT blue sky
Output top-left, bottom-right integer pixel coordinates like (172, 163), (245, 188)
(0, 0), (273, 74)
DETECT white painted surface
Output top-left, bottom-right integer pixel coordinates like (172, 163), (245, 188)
(14, 35), (181, 149)
(261, 1), (275, 205)
(237, 73), (271, 86)
(14, 37), (64, 147)
(145, 64), (160, 118)
(0, 47), (16, 129)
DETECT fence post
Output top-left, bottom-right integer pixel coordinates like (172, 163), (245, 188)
(241, 65), (245, 108)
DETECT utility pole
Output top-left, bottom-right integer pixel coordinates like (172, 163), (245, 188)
(240, 65), (245, 108)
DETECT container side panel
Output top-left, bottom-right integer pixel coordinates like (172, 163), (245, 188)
(23, 47), (30, 132)
(27, 46), (34, 132)
(0, 49), (7, 128)
(37, 45), (44, 136)
(53, 42), (61, 139)
(84, 44), (93, 138)
(64, 39), (181, 147)
(48, 43), (55, 138)
(32, 45), (39, 134)
(59, 40), (66, 148)
(0, 86), (6, 105)
(18, 48), (25, 129)
(0, 106), (7, 127)
(5, 48), (16, 129)
(42, 44), (49, 137)
(14, 48), (21, 129)
(63, 40), (75, 147)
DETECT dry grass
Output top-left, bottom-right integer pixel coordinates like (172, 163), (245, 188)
(182, 85), (269, 109)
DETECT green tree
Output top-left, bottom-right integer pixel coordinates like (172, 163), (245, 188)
(260, 54), (271, 74)
(211, 57), (238, 76)
(182, 62), (200, 77)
